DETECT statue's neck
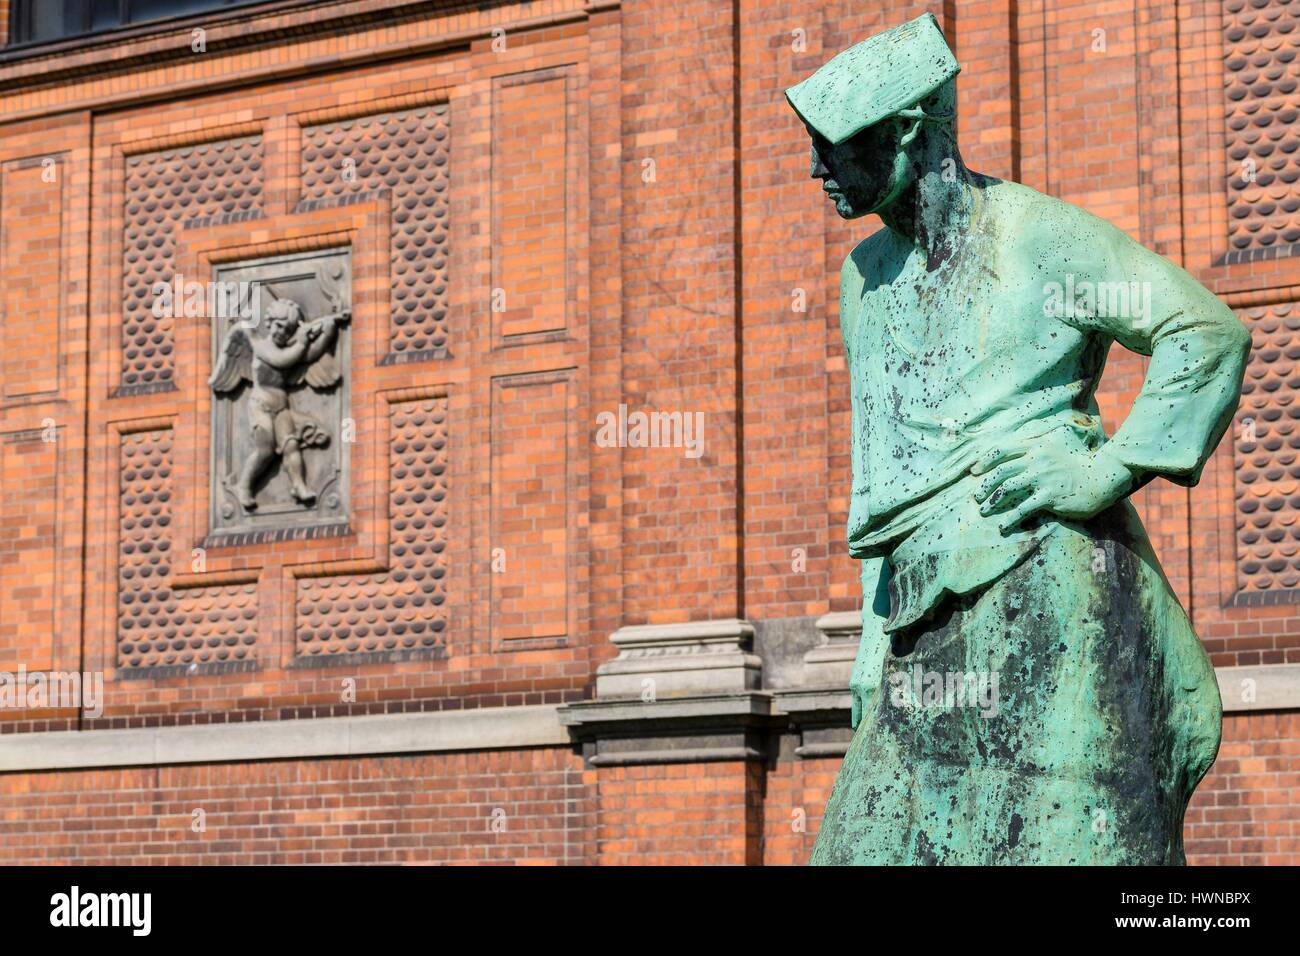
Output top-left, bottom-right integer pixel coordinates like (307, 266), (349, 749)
(879, 144), (979, 267)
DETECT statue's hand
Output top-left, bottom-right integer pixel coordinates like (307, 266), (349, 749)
(971, 430), (1134, 534)
(848, 620), (887, 731)
(849, 645), (875, 730)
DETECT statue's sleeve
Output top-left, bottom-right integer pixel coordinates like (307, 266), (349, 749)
(1055, 222), (1252, 487)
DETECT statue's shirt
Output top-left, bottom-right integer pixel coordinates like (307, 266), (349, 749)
(843, 179), (1248, 630)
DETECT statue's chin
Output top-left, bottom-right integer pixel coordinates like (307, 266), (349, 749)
(832, 197), (871, 220)
(825, 187), (891, 220)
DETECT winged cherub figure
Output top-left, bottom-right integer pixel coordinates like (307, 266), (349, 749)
(209, 295), (350, 512)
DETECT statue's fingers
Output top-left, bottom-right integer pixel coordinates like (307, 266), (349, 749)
(970, 443), (1026, 476)
(980, 472), (1035, 516)
(974, 460), (1028, 503)
(997, 490), (1052, 535)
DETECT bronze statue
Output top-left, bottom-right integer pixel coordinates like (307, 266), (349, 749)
(788, 13), (1250, 864)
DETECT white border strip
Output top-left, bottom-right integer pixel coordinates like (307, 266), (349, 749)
(0, 704), (568, 772)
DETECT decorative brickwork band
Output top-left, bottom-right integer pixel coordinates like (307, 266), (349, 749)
(1235, 302), (1300, 597)
(294, 395), (449, 661)
(117, 428), (258, 672)
(119, 135), (265, 394)
(1223, 0), (1300, 259)
(299, 105), (450, 363)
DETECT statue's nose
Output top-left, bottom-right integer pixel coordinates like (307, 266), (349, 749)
(810, 146), (829, 179)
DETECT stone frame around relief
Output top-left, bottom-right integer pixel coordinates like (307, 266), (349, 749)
(207, 247), (352, 542)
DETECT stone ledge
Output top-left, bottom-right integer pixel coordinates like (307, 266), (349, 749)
(559, 691), (776, 766)
(0, 705), (568, 773)
(3, 665), (1295, 774)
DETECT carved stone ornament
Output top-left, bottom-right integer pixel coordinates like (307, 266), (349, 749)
(208, 249), (352, 538)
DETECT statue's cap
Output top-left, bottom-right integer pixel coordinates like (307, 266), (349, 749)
(785, 12), (959, 145)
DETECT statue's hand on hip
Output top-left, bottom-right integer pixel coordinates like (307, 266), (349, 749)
(849, 643), (876, 731)
(848, 613), (889, 731)
(970, 430), (1134, 535)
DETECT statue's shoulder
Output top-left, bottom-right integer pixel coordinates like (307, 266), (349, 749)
(985, 177), (1138, 264)
(838, 230), (890, 344)
(841, 228), (890, 290)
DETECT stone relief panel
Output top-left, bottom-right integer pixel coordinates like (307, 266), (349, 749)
(118, 428), (258, 673)
(208, 249), (351, 540)
(299, 105), (449, 363)
(121, 135), (264, 393)
(295, 396), (448, 662)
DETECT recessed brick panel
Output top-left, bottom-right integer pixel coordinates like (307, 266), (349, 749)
(1235, 302), (1300, 595)
(0, 158), (62, 400)
(0, 432), (57, 671)
(295, 396), (449, 660)
(491, 372), (570, 644)
(299, 106), (450, 361)
(492, 72), (568, 340)
(117, 429), (258, 671)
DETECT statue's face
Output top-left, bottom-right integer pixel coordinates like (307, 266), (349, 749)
(809, 119), (913, 219)
(269, 312), (299, 347)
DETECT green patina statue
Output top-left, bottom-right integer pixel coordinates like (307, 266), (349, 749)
(788, 13), (1250, 865)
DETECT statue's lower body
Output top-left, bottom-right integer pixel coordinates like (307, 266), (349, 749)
(234, 394), (330, 511)
(812, 501), (1221, 865)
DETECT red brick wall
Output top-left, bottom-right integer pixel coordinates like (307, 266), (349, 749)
(1186, 712), (1300, 865)
(0, 747), (591, 865)
(593, 761), (764, 865)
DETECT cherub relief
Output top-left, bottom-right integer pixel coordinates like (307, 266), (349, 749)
(209, 295), (350, 512)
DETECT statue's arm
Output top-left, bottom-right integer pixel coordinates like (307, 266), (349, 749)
(303, 317), (337, 363)
(839, 242), (889, 730)
(1061, 222), (1252, 489)
(249, 335), (308, 370)
(839, 242), (870, 351)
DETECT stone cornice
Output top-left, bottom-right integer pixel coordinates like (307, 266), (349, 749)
(0, 0), (607, 123)
(0, 657), (1294, 773)
(0, 704), (569, 772)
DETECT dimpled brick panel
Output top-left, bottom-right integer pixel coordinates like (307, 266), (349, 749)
(299, 107), (450, 360)
(1223, 0), (1300, 254)
(1235, 302), (1300, 593)
(121, 136), (264, 393)
(295, 397), (448, 658)
(118, 430), (258, 670)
